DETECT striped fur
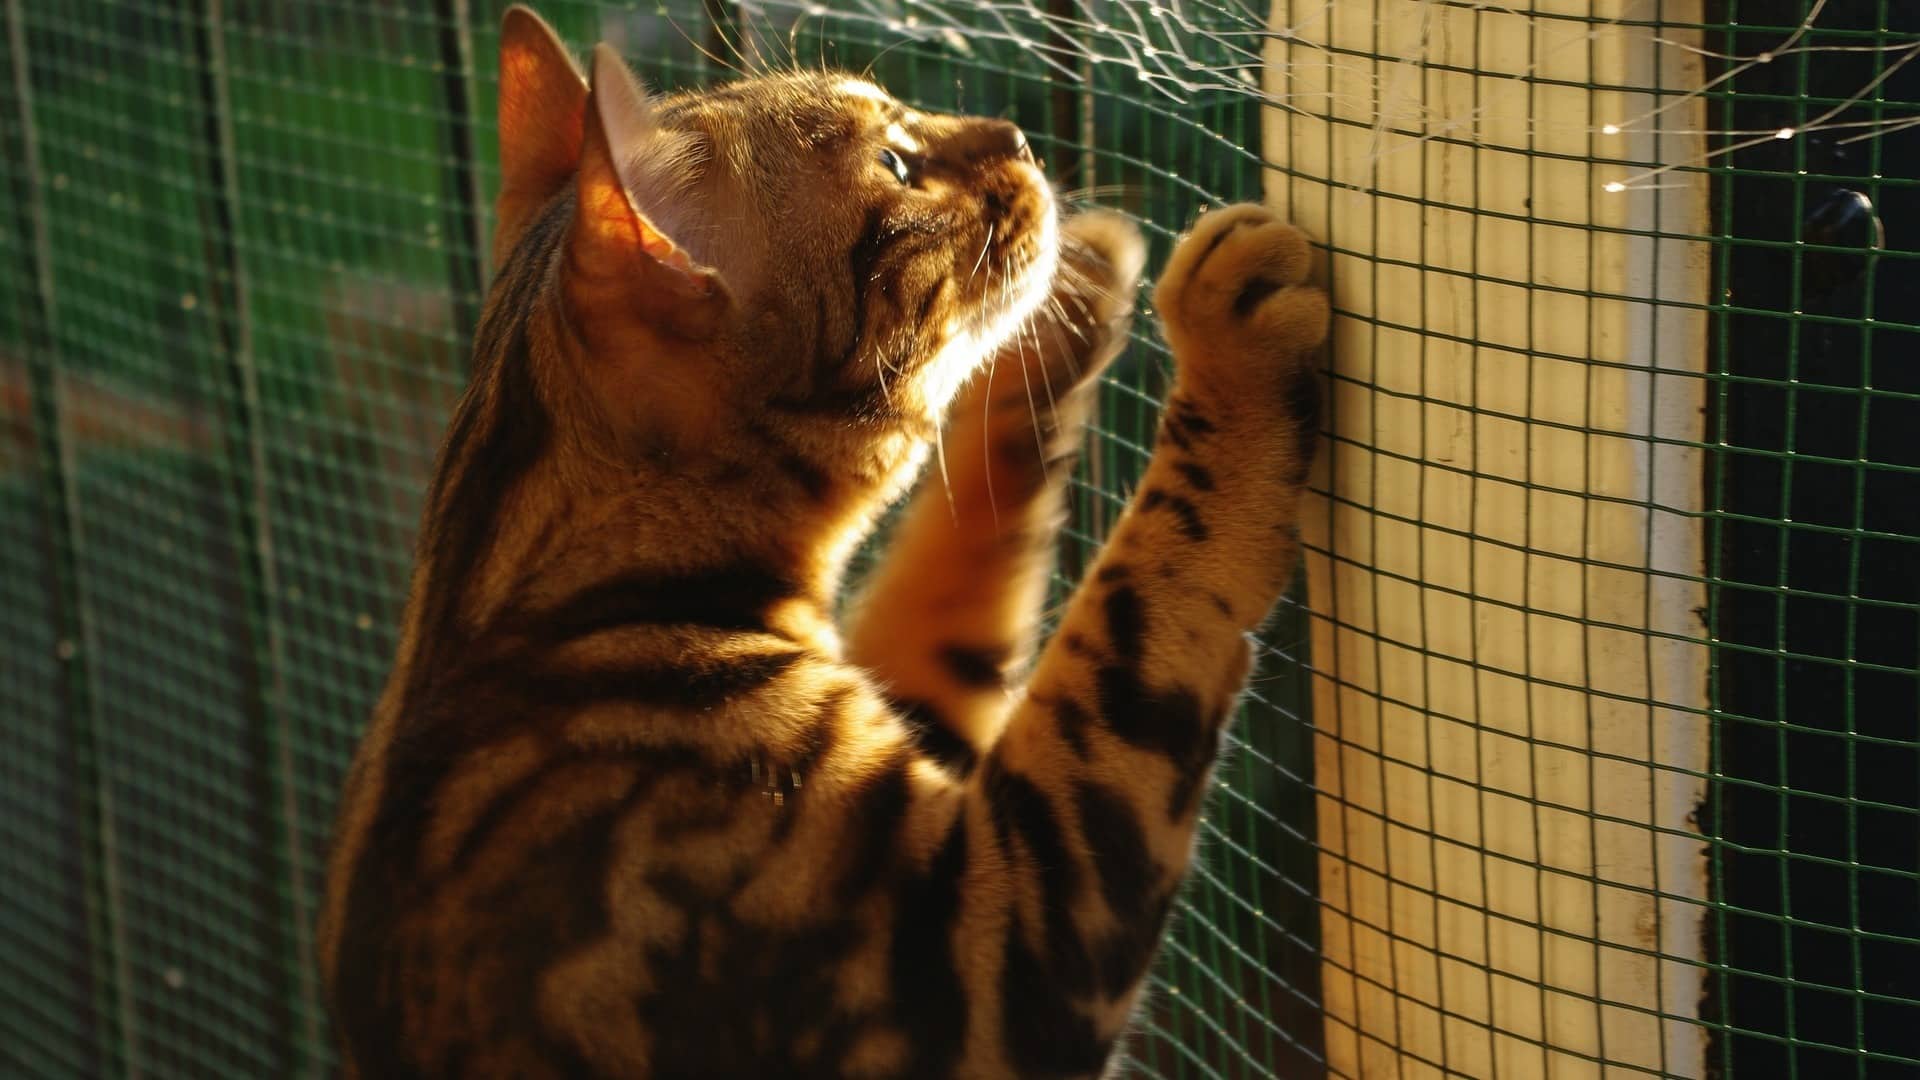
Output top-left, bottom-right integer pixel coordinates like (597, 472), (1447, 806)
(318, 8), (1328, 1078)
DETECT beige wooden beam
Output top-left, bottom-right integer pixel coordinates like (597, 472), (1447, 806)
(1264, 2), (1712, 1075)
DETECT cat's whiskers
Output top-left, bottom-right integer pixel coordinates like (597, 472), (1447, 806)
(660, 10), (749, 80)
(1018, 268), (1065, 425)
(932, 406), (959, 526)
(1034, 302), (1072, 420)
(1040, 294), (1082, 349)
(745, 6), (801, 77)
(967, 223), (996, 286)
(1050, 261), (1106, 345)
(1057, 184), (1145, 205)
(863, 265), (895, 410)
(1008, 271), (1053, 487)
(970, 270), (1014, 533)
(870, 331), (895, 407)
(860, 34), (923, 81)
(1021, 313), (1067, 440)
(781, 7), (812, 78)
(979, 346), (1002, 532)
(887, 348), (911, 399)
(1051, 297), (1089, 348)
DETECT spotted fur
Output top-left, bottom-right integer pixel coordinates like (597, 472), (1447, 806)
(317, 7), (1329, 1078)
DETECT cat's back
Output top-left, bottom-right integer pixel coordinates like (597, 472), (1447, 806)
(327, 644), (977, 1080)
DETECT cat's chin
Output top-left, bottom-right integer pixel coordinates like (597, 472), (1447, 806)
(919, 203), (1061, 418)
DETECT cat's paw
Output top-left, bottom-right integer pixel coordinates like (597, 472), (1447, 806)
(1059, 208), (1147, 321)
(1154, 204), (1328, 409)
(1034, 209), (1146, 392)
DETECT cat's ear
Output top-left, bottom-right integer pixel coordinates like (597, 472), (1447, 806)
(495, 5), (587, 265)
(568, 44), (728, 341)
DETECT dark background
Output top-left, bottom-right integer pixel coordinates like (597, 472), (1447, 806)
(1706, 2), (1920, 1075)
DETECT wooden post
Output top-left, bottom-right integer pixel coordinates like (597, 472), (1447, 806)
(1264, 1), (1713, 1075)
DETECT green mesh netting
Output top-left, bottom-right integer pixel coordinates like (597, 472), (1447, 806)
(0, 2), (1914, 1078)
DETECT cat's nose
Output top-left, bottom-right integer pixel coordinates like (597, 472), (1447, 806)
(953, 119), (1034, 168)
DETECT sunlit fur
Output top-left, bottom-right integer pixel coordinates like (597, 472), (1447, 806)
(318, 7), (1329, 1078)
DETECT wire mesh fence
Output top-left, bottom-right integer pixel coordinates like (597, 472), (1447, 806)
(0, 1), (1913, 1078)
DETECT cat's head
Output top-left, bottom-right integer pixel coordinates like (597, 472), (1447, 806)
(492, 6), (1057, 463)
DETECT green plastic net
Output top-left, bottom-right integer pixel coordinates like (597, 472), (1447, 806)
(0, 2), (1913, 1077)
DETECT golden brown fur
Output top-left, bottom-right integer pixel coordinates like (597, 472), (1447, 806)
(318, 7), (1328, 1078)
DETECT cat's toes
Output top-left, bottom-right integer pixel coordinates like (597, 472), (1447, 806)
(1154, 204), (1328, 398)
(1059, 209), (1147, 311)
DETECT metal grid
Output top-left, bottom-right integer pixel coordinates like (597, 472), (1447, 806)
(0, 1), (1913, 1078)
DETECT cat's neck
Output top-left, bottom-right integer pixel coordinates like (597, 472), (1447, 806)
(399, 421), (927, 676)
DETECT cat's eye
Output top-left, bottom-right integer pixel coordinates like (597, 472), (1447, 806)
(878, 147), (912, 184)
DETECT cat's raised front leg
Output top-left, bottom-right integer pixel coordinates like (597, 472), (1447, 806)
(957, 204), (1328, 1071)
(844, 212), (1145, 772)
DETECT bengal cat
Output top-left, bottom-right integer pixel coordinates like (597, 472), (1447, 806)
(317, 6), (1328, 1077)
